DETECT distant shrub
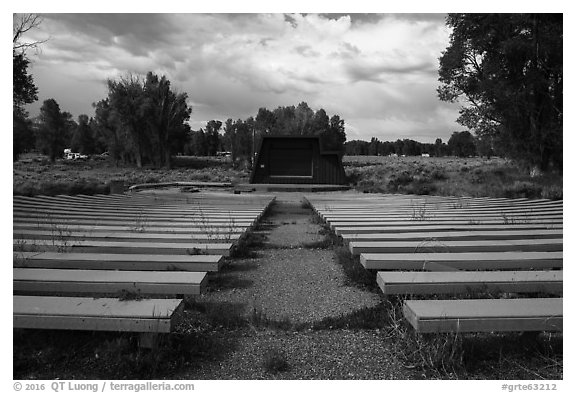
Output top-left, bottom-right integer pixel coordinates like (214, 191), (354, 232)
(406, 182), (437, 195)
(503, 181), (543, 199)
(541, 185), (563, 200)
(13, 179), (109, 197)
(430, 169), (448, 180)
(388, 171), (413, 191)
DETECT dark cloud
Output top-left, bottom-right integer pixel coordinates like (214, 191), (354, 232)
(345, 60), (437, 83)
(42, 14), (182, 56)
(319, 13), (446, 25)
(319, 13), (386, 24)
(387, 14), (447, 23)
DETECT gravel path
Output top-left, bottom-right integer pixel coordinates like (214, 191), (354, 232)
(176, 194), (409, 379)
(182, 329), (414, 379)
(197, 194), (381, 324)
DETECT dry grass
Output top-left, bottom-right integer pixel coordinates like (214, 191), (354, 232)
(343, 156), (562, 199)
(13, 154), (249, 196)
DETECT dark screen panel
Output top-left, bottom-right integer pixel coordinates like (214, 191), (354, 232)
(269, 148), (312, 176)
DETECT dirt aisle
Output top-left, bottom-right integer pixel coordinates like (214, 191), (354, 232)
(199, 193), (381, 323)
(182, 193), (411, 379)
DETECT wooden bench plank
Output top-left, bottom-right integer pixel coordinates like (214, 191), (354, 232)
(13, 229), (241, 243)
(330, 219), (563, 229)
(13, 205), (263, 218)
(13, 296), (183, 333)
(13, 222), (248, 234)
(13, 268), (207, 295)
(349, 239), (563, 255)
(403, 298), (563, 333)
(14, 252), (223, 271)
(377, 270), (562, 295)
(13, 211), (257, 224)
(360, 251), (563, 270)
(321, 211), (563, 220)
(335, 224), (562, 235)
(14, 239), (232, 256)
(13, 217), (253, 229)
(342, 229), (563, 242)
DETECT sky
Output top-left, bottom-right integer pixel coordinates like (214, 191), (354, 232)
(20, 13), (463, 143)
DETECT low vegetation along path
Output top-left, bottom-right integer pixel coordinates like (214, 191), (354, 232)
(183, 193), (413, 379)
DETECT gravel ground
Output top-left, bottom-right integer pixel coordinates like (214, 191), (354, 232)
(198, 195), (381, 323)
(175, 194), (412, 379)
(179, 329), (415, 379)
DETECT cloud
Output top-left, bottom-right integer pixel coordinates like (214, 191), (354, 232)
(24, 13), (459, 142)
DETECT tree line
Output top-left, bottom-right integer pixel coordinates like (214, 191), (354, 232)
(184, 103), (347, 167)
(345, 130), (481, 158)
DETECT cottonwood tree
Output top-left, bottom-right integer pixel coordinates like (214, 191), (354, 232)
(102, 72), (191, 168)
(106, 75), (148, 167)
(143, 72), (191, 168)
(36, 99), (73, 162)
(438, 13), (562, 171)
(448, 131), (477, 157)
(205, 120), (222, 156)
(71, 114), (96, 155)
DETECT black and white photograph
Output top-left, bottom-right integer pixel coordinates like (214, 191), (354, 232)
(9, 2), (566, 388)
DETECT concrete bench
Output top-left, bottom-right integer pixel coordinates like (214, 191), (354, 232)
(360, 251), (563, 271)
(13, 239), (232, 256)
(13, 295), (184, 347)
(13, 268), (208, 296)
(349, 239), (563, 256)
(14, 252), (223, 272)
(341, 229), (563, 243)
(13, 229), (241, 243)
(334, 224), (562, 235)
(403, 298), (563, 333)
(377, 270), (562, 295)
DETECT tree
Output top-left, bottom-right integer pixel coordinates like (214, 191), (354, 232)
(321, 115), (346, 152)
(295, 101), (314, 135)
(310, 108), (329, 136)
(13, 14), (44, 161)
(13, 53), (37, 110)
(188, 129), (208, 156)
(13, 14), (47, 54)
(13, 114), (35, 161)
(143, 72), (191, 168)
(448, 131), (477, 157)
(223, 118), (237, 162)
(205, 120), (222, 156)
(106, 75), (148, 167)
(92, 98), (130, 164)
(71, 114), (96, 155)
(438, 14), (562, 171)
(36, 99), (70, 162)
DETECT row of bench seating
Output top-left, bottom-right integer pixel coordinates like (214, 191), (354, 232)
(305, 194), (563, 334)
(13, 191), (275, 345)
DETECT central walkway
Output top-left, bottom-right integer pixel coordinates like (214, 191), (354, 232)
(200, 193), (381, 323)
(184, 193), (411, 379)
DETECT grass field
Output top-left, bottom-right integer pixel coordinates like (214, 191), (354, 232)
(343, 156), (563, 200)
(13, 154), (250, 196)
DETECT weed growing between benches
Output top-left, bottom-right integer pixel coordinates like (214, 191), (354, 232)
(13, 327), (237, 379)
(378, 297), (563, 379)
(333, 247), (378, 289)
